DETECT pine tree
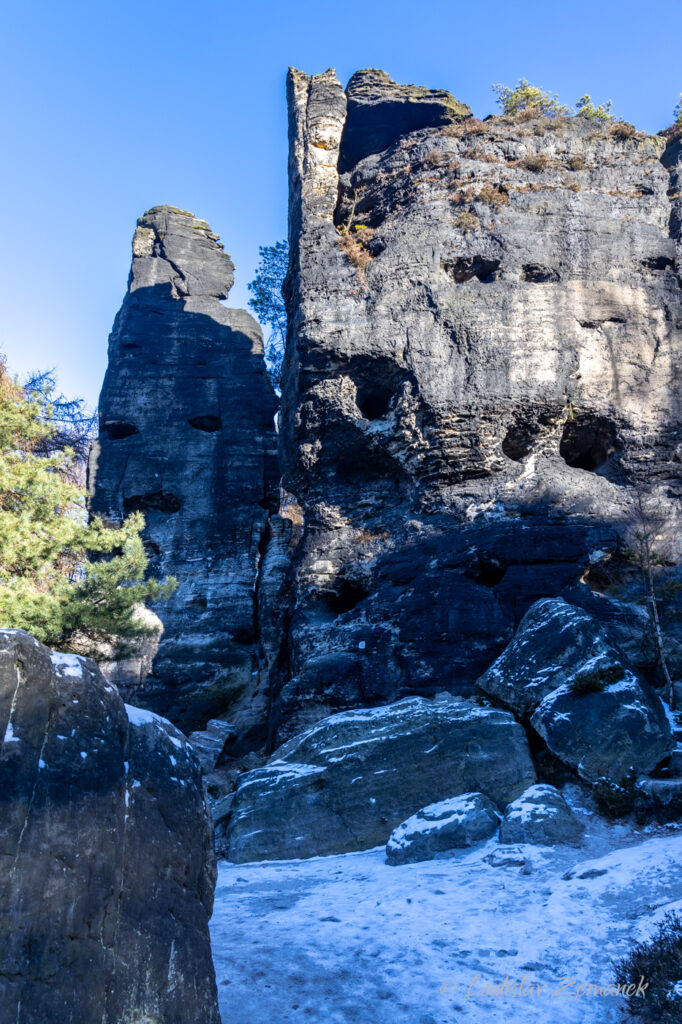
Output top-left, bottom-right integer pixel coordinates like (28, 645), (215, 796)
(0, 357), (175, 656)
(247, 240), (288, 389)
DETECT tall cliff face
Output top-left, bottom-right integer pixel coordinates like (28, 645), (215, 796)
(275, 69), (682, 741)
(89, 207), (278, 734)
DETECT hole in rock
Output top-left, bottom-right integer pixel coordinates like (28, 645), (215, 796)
(465, 557), (507, 588)
(642, 255), (675, 272)
(356, 382), (394, 420)
(325, 579), (369, 615)
(578, 316), (626, 329)
(123, 491), (182, 514)
(560, 415), (618, 472)
(103, 420), (139, 440)
(502, 423), (534, 462)
(522, 264), (559, 284)
(233, 626), (256, 645)
(443, 256), (500, 284)
(188, 414), (222, 432)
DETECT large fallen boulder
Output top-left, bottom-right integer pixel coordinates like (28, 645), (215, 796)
(386, 792), (500, 865)
(531, 662), (672, 786)
(499, 784), (584, 846)
(226, 695), (535, 862)
(0, 629), (220, 1024)
(476, 597), (617, 719)
(477, 598), (672, 787)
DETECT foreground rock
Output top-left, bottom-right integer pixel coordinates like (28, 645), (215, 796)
(477, 598), (672, 786)
(226, 695), (535, 862)
(89, 205), (278, 734)
(499, 784), (584, 846)
(0, 629), (220, 1024)
(386, 792), (500, 865)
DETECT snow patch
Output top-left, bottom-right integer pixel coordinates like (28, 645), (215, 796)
(4, 721), (19, 743)
(50, 652), (83, 678)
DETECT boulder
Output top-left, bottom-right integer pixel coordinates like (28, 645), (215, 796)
(475, 597), (672, 787)
(386, 792), (500, 865)
(499, 784), (584, 846)
(226, 695), (535, 862)
(476, 597), (617, 719)
(188, 718), (236, 772)
(0, 629), (220, 1024)
(530, 663), (672, 786)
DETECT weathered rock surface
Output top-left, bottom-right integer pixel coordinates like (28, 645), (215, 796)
(499, 783), (584, 846)
(477, 597), (672, 785)
(531, 663), (672, 785)
(89, 206), (278, 734)
(274, 67), (682, 744)
(0, 629), (219, 1024)
(188, 717), (236, 772)
(226, 694), (535, 862)
(386, 792), (500, 865)
(476, 597), (619, 718)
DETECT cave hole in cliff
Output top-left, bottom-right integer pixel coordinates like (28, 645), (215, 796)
(325, 578), (369, 615)
(188, 414), (222, 432)
(356, 382), (395, 420)
(123, 491), (182, 514)
(443, 256), (500, 284)
(465, 557), (507, 588)
(560, 415), (618, 472)
(522, 264), (559, 284)
(103, 420), (139, 440)
(501, 421), (534, 462)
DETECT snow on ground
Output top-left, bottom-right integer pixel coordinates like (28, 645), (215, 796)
(210, 801), (682, 1024)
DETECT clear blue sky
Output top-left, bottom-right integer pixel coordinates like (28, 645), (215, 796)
(2, 0), (681, 407)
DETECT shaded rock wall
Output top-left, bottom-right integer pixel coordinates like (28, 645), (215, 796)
(0, 629), (219, 1024)
(274, 68), (682, 742)
(89, 206), (278, 734)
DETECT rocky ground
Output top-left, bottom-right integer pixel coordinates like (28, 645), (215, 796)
(211, 794), (682, 1024)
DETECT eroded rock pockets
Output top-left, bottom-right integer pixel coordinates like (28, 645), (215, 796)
(89, 206), (279, 735)
(275, 66), (682, 742)
(0, 628), (220, 1024)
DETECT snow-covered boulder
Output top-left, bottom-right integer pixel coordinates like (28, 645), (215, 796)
(0, 629), (220, 1024)
(476, 597), (617, 718)
(499, 784), (584, 846)
(226, 695), (535, 862)
(531, 665), (672, 786)
(477, 597), (672, 788)
(386, 792), (500, 865)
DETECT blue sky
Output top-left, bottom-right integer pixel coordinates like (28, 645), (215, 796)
(2, 0), (681, 407)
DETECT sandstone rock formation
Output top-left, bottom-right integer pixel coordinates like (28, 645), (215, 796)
(385, 791), (500, 865)
(226, 694), (535, 862)
(274, 67), (682, 744)
(0, 629), (219, 1024)
(499, 783), (584, 846)
(531, 666), (672, 786)
(89, 206), (279, 734)
(476, 597), (672, 786)
(477, 597), (620, 719)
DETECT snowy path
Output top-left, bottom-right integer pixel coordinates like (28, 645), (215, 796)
(210, 812), (682, 1024)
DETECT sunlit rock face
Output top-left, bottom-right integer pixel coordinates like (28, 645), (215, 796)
(89, 206), (279, 733)
(274, 68), (682, 743)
